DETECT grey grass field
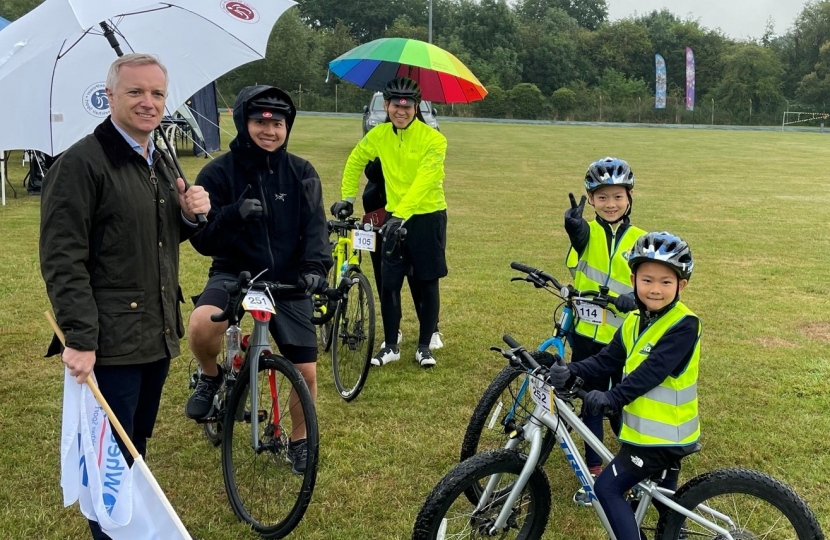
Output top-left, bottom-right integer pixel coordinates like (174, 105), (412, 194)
(1, 116), (829, 539)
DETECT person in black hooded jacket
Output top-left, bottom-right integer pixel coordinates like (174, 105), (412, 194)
(185, 85), (332, 475)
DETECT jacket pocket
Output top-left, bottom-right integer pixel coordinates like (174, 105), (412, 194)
(93, 288), (144, 357)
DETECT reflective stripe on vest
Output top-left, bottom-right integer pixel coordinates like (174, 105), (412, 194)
(564, 221), (646, 344)
(618, 302), (701, 447)
(621, 413), (700, 444)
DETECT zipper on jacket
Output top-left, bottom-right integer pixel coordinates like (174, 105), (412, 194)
(256, 170), (277, 273)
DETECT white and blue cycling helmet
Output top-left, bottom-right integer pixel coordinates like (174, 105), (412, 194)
(628, 232), (694, 281)
(584, 157), (635, 193)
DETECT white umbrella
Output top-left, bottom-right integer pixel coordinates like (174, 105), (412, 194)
(0, 0), (296, 155)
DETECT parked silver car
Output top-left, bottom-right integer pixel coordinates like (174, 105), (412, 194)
(362, 91), (440, 136)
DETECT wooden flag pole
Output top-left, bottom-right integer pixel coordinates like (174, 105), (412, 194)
(45, 311), (140, 458)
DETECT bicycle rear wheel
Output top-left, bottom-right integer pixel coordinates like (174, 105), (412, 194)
(311, 260), (340, 332)
(331, 271), (375, 401)
(316, 262), (339, 351)
(657, 468), (823, 540)
(412, 449), (551, 540)
(460, 365), (556, 504)
(221, 354), (319, 538)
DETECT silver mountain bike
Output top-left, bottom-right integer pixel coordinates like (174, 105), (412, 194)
(413, 335), (824, 540)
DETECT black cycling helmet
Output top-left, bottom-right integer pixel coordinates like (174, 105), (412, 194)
(584, 157), (635, 193)
(383, 76), (422, 106)
(247, 93), (293, 120)
(628, 232), (694, 281)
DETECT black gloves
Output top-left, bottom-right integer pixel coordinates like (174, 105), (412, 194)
(582, 390), (612, 416)
(301, 273), (328, 296)
(547, 361), (573, 390)
(529, 350), (561, 367)
(564, 192), (587, 226)
(381, 216), (404, 244)
(330, 200), (354, 218)
(613, 292), (637, 313)
(236, 185), (263, 221)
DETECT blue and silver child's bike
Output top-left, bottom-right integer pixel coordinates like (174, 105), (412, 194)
(459, 262), (629, 503)
(416, 336), (824, 540)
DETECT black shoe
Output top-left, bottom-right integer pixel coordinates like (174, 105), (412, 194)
(286, 438), (308, 475)
(185, 367), (224, 420)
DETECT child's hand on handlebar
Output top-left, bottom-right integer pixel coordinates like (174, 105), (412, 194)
(582, 390), (612, 416)
(547, 361), (574, 390)
(613, 292), (637, 313)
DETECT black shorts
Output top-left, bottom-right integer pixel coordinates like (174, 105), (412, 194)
(616, 443), (690, 479)
(383, 210), (448, 281)
(194, 273), (317, 364)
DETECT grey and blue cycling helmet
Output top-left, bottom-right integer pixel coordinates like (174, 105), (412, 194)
(584, 157), (635, 193)
(628, 232), (694, 281)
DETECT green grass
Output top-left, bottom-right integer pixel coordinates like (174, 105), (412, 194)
(1, 117), (829, 539)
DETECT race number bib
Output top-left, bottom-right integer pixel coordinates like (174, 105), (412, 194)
(575, 300), (604, 325)
(352, 229), (376, 252)
(242, 290), (275, 313)
(530, 375), (555, 415)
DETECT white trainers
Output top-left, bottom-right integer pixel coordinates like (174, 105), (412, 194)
(416, 348), (436, 368)
(371, 347), (401, 367)
(429, 331), (444, 350)
(380, 330), (403, 349)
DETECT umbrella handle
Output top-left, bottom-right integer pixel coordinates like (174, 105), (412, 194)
(45, 311), (142, 460)
(157, 127), (207, 228)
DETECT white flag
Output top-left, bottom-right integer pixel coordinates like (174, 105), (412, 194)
(60, 368), (192, 539)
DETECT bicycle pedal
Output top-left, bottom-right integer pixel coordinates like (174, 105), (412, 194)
(243, 410), (268, 423)
(194, 414), (220, 424)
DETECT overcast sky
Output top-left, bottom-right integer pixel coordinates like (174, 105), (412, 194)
(607, 0), (809, 41)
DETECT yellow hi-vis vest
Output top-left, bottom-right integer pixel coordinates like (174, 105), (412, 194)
(618, 303), (701, 447)
(565, 220), (645, 344)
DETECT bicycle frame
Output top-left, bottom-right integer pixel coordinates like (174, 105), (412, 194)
(240, 308), (278, 451)
(331, 223), (364, 288)
(482, 391), (738, 540)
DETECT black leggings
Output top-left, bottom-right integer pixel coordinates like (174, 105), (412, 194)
(593, 454), (680, 540)
(381, 276), (440, 349)
(370, 240), (439, 339)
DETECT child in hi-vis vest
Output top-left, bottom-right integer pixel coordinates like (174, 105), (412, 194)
(549, 232), (700, 540)
(563, 157), (645, 505)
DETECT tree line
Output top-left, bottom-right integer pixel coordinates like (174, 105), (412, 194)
(3, 0), (830, 125)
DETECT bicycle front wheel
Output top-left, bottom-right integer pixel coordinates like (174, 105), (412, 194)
(460, 365), (556, 504)
(331, 271), (375, 401)
(221, 354), (319, 538)
(657, 468), (824, 540)
(412, 449), (551, 540)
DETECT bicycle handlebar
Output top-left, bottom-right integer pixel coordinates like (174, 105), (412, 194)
(509, 262), (565, 291)
(210, 272), (338, 323)
(509, 261), (635, 313)
(500, 333), (589, 400)
(328, 218), (382, 234)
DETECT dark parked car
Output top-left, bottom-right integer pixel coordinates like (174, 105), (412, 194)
(362, 91), (440, 136)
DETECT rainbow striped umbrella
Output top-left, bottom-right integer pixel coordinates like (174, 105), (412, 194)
(328, 38), (487, 104)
